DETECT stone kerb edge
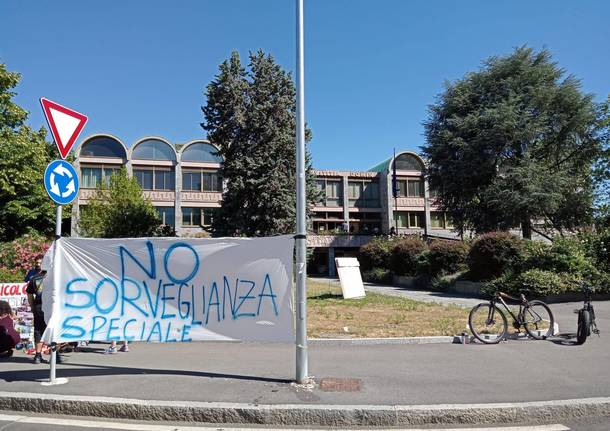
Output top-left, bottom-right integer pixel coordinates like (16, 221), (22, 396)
(1, 392), (609, 426)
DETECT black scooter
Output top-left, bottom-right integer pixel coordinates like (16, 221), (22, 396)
(574, 282), (600, 345)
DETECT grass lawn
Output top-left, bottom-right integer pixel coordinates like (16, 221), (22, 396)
(306, 279), (470, 338)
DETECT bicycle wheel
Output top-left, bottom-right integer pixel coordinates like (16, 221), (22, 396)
(523, 300), (554, 340)
(575, 309), (590, 345)
(469, 303), (507, 344)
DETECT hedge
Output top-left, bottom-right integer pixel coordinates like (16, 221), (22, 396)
(359, 237), (395, 271)
(416, 240), (469, 277)
(467, 231), (523, 281)
(362, 267), (393, 284)
(389, 236), (427, 276)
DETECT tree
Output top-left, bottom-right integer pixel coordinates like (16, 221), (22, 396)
(423, 47), (608, 239)
(202, 50), (319, 236)
(593, 96), (610, 228)
(0, 63), (57, 241)
(78, 168), (167, 238)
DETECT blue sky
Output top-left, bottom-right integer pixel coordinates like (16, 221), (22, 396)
(1, 1), (609, 171)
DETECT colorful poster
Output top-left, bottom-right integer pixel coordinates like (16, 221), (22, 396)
(0, 282), (34, 341)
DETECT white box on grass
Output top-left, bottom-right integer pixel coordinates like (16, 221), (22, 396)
(335, 257), (366, 299)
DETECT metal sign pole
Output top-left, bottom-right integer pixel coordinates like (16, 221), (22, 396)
(39, 97), (85, 386)
(48, 205), (62, 384)
(393, 148), (398, 233)
(42, 204), (67, 385)
(295, 0), (308, 384)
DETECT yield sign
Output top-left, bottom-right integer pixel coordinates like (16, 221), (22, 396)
(40, 98), (88, 159)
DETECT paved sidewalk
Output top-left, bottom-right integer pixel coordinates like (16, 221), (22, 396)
(0, 301), (607, 399)
(311, 276), (485, 308)
(1, 299), (607, 426)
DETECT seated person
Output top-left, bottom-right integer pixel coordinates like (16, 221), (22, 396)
(0, 300), (20, 358)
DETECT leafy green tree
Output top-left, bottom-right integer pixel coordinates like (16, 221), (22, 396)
(423, 47), (608, 239)
(78, 168), (166, 238)
(0, 63), (57, 241)
(202, 50), (318, 236)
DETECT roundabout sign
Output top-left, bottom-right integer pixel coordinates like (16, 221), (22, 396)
(44, 159), (79, 205)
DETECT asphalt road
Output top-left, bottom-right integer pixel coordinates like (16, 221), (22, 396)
(0, 300), (608, 406)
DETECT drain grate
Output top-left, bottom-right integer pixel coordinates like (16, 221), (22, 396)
(318, 377), (362, 392)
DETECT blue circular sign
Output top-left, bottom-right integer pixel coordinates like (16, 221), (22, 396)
(44, 160), (79, 205)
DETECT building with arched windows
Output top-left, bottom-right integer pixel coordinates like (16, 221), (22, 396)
(307, 151), (455, 275)
(72, 135), (456, 275)
(73, 135), (222, 237)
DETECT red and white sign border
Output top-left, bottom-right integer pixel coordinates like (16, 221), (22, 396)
(40, 97), (88, 159)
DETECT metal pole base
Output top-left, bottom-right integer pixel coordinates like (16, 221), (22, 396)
(41, 377), (69, 386)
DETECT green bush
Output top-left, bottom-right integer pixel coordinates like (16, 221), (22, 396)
(359, 237), (394, 271)
(592, 271), (610, 294)
(580, 229), (610, 273)
(417, 240), (469, 277)
(390, 236), (427, 276)
(0, 234), (50, 281)
(486, 268), (610, 298)
(521, 237), (598, 277)
(485, 269), (578, 298)
(467, 232), (524, 281)
(429, 275), (454, 292)
(362, 267), (393, 284)
(0, 267), (21, 283)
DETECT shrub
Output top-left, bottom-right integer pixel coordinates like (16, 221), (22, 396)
(467, 232), (523, 281)
(485, 269), (578, 298)
(417, 240), (469, 277)
(0, 267), (21, 283)
(592, 271), (610, 294)
(362, 267), (393, 284)
(429, 275), (453, 292)
(521, 237), (597, 276)
(359, 237), (394, 271)
(389, 236), (427, 276)
(0, 234), (50, 281)
(580, 229), (610, 273)
(485, 269), (610, 298)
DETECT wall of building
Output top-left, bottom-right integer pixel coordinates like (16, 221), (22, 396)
(72, 136), (461, 275)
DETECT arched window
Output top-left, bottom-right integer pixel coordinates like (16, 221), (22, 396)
(181, 142), (222, 163)
(80, 136), (126, 158)
(132, 139), (176, 161)
(394, 153), (424, 171)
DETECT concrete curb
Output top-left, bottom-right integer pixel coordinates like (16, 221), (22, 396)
(1, 391), (609, 426)
(309, 336), (459, 345)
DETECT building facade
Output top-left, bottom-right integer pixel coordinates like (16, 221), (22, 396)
(72, 134), (456, 275)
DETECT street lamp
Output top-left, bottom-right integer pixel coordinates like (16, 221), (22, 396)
(295, 0), (308, 384)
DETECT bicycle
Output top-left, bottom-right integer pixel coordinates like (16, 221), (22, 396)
(468, 290), (555, 344)
(574, 282), (600, 345)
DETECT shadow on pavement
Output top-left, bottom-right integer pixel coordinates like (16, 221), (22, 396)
(0, 360), (293, 384)
(549, 332), (582, 346)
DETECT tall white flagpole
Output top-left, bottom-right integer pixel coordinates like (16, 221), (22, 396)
(295, 0), (308, 384)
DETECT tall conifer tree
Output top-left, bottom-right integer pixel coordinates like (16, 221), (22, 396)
(202, 50), (318, 236)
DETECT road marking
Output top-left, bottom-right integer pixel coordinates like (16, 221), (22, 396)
(0, 413), (570, 430)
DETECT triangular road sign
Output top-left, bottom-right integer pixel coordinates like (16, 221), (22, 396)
(40, 98), (88, 159)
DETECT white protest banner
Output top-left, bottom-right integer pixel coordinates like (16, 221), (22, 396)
(0, 282), (34, 341)
(41, 236), (294, 344)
